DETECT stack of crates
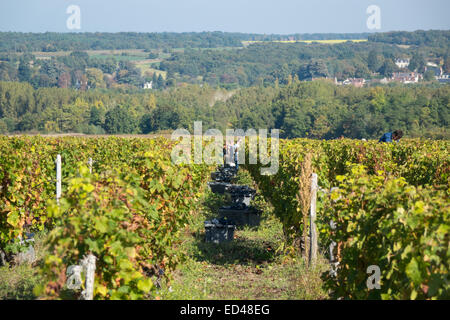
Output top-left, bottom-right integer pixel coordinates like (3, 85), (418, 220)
(204, 218), (236, 244)
(205, 163), (261, 243)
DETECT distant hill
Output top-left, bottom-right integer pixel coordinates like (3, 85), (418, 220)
(368, 30), (450, 48)
(0, 31), (372, 52)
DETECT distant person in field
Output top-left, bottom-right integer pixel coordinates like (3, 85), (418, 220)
(224, 142), (234, 167)
(379, 130), (403, 143)
(233, 139), (241, 170)
(223, 142), (227, 165)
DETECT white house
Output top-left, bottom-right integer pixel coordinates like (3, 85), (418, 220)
(143, 81), (153, 89)
(342, 78), (366, 87)
(392, 72), (421, 84)
(395, 59), (410, 69)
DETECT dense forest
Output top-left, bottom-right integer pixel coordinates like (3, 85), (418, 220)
(0, 32), (245, 52)
(368, 30), (450, 48)
(0, 32), (372, 52)
(160, 41), (410, 87)
(0, 80), (448, 139)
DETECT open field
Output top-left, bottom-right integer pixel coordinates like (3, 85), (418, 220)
(28, 49), (167, 78)
(242, 39), (368, 46)
(30, 49), (153, 62)
(134, 60), (167, 78)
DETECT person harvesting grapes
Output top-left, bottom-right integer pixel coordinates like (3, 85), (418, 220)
(233, 138), (241, 170)
(379, 130), (403, 143)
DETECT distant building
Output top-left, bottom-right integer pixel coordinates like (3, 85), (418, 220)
(342, 78), (366, 87)
(437, 74), (450, 84)
(143, 81), (153, 89)
(368, 78), (389, 85)
(395, 59), (410, 69)
(391, 72), (421, 84)
(308, 76), (334, 83)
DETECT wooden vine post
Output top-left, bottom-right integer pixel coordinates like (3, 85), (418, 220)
(88, 157), (93, 174)
(66, 253), (97, 300)
(56, 154), (61, 205)
(309, 173), (318, 266)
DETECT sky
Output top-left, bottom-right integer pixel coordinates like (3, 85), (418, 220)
(0, 0), (449, 34)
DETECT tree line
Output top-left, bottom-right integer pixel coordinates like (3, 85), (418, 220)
(0, 31), (376, 52)
(0, 80), (448, 140)
(159, 41), (448, 87)
(368, 30), (450, 48)
(3, 30), (447, 53)
(0, 32), (246, 52)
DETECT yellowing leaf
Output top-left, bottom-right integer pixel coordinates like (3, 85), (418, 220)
(137, 278), (153, 293)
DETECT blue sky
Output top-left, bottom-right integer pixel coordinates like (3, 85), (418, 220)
(0, 0), (449, 34)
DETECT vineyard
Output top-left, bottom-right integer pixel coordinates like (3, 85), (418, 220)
(0, 136), (449, 300)
(245, 138), (449, 299)
(0, 136), (212, 299)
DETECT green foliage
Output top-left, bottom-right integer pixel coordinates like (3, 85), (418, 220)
(42, 166), (160, 299)
(0, 118), (7, 133)
(0, 263), (45, 299)
(0, 32), (246, 52)
(104, 106), (136, 134)
(369, 30), (450, 48)
(367, 50), (382, 73)
(409, 52), (426, 73)
(424, 70), (437, 82)
(160, 41), (403, 86)
(0, 136), (213, 299)
(378, 59), (397, 77)
(0, 80), (449, 138)
(245, 138), (449, 299)
(319, 165), (449, 299)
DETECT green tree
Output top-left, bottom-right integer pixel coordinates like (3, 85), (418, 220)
(409, 52), (425, 73)
(89, 105), (105, 126)
(17, 113), (38, 131)
(423, 69), (436, 81)
(157, 74), (165, 89)
(367, 50), (381, 73)
(85, 68), (105, 89)
(0, 61), (17, 81)
(139, 113), (153, 134)
(379, 59), (396, 77)
(104, 106), (136, 134)
(443, 53), (450, 74)
(308, 60), (329, 78)
(18, 60), (32, 82)
(0, 118), (8, 133)
(116, 61), (142, 87)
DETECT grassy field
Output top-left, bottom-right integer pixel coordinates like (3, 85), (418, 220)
(134, 60), (167, 78)
(32, 49), (150, 59)
(30, 49), (167, 78)
(242, 39), (367, 46)
(0, 232), (47, 300)
(159, 169), (329, 300)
